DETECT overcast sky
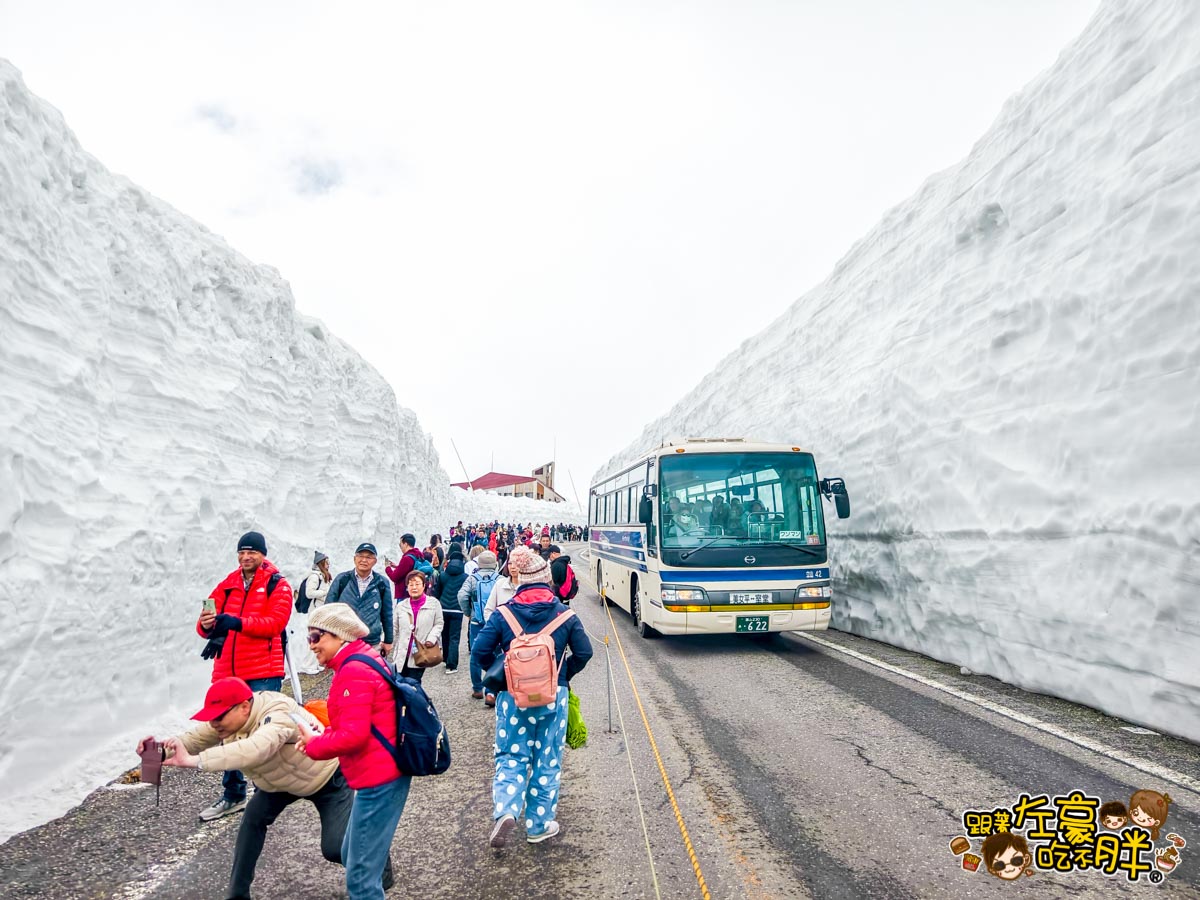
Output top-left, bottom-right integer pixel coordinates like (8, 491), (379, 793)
(3, 0), (1098, 505)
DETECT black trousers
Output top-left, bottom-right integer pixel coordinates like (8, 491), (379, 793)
(227, 768), (352, 899)
(441, 611), (463, 671)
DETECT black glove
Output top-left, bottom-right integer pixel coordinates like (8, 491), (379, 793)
(211, 614), (243, 637)
(201, 634), (226, 660)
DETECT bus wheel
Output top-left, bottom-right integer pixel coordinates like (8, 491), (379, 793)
(632, 578), (658, 639)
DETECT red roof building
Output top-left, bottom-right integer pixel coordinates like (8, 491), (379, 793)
(451, 472), (530, 492)
(451, 465), (567, 502)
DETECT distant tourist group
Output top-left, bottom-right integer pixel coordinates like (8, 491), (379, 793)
(137, 522), (591, 899)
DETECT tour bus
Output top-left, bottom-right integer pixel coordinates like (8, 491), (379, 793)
(588, 439), (850, 637)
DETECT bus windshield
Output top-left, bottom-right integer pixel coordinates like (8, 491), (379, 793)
(658, 451), (826, 550)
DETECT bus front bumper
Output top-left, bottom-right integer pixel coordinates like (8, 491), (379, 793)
(651, 604), (832, 635)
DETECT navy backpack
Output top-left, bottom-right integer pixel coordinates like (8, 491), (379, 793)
(345, 654), (451, 776)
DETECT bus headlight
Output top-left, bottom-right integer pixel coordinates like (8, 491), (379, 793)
(794, 581), (832, 609)
(662, 586), (708, 611)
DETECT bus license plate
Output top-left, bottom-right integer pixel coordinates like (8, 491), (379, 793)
(736, 616), (770, 633)
(730, 592), (772, 604)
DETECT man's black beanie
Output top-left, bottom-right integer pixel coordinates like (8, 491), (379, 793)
(238, 531), (268, 555)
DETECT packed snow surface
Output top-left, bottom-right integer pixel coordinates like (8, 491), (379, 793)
(0, 60), (578, 842)
(600, 0), (1200, 742)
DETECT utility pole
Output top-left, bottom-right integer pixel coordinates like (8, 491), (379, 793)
(568, 469), (582, 510)
(450, 438), (472, 491)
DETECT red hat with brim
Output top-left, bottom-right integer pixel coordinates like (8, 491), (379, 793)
(191, 677), (253, 721)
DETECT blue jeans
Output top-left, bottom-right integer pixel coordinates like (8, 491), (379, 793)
(343, 776), (411, 900)
(492, 685), (568, 836)
(222, 676), (282, 802)
(468, 621), (496, 692)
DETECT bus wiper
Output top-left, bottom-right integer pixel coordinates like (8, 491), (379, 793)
(678, 535), (747, 560)
(776, 542), (828, 560)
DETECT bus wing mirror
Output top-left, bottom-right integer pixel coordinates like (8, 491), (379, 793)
(642, 484), (657, 499)
(820, 477), (851, 519)
(638, 497), (654, 524)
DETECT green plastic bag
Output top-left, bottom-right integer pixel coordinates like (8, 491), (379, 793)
(566, 690), (588, 749)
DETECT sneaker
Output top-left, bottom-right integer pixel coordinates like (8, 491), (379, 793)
(199, 797), (247, 821)
(471, 690), (484, 699)
(382, 856), (395, 891)
(443, 667), (459, 675)
(490, 814), (516, 849)
(485, 693), (496, 707)
(528, 821), (561, 843)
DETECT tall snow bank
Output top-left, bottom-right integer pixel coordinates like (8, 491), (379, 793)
(0, 60), (578, 841)
(598, 0), (1200, 741)
(450, 487), (584, 529)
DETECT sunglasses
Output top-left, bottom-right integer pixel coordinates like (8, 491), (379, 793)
(992, 854), (1024, 871)
(307, 629), (330, 644)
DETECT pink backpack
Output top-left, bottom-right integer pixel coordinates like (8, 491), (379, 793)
(498, 606), (576, 708)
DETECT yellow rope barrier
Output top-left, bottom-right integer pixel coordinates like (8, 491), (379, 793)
(604, 594), (712, 900)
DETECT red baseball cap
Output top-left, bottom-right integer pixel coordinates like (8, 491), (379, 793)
(191, 677), (253, 721)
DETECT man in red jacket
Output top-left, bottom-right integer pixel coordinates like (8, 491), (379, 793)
(196, 530), (293, 822)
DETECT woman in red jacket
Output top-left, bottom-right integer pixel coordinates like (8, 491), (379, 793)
(298, 604), (407, 900)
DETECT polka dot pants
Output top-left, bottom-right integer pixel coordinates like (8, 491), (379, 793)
(492, 685), (568, 837)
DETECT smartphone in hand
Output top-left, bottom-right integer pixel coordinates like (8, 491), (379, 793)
(139, 740), (164, 785)
(202, 597), (216, 615)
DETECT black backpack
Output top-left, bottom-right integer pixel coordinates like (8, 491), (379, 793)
(295, 574), (312, 613)
(345, 654), (451, 777)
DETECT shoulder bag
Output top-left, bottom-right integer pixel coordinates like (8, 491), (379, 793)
(408, 606), (444, 668)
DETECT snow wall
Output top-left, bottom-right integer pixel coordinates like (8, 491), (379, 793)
(598, 0), (1200, 742)
(0, 60), (580, 842)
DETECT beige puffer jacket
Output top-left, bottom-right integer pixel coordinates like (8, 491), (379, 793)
(179, 691), (338, 797)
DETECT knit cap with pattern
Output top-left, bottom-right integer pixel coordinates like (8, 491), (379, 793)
(509, 547), (552, 585)
(308, 603), (369, 643)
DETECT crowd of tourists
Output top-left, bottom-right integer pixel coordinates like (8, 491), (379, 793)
(138, 522), (590, 900)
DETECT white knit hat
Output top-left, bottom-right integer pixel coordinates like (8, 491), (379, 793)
(308, 603), (369, 642)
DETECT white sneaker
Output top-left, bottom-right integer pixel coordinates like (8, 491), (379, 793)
(199, 797), (247, 821)
(490, 814), (516, 849)
(527, 820), (560, 843)
(443, 667), (460, 675)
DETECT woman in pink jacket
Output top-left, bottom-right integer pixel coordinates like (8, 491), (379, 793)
(299, 604), (406, 900)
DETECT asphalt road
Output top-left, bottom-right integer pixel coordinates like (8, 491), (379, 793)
(3, 542), (1199, 898)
